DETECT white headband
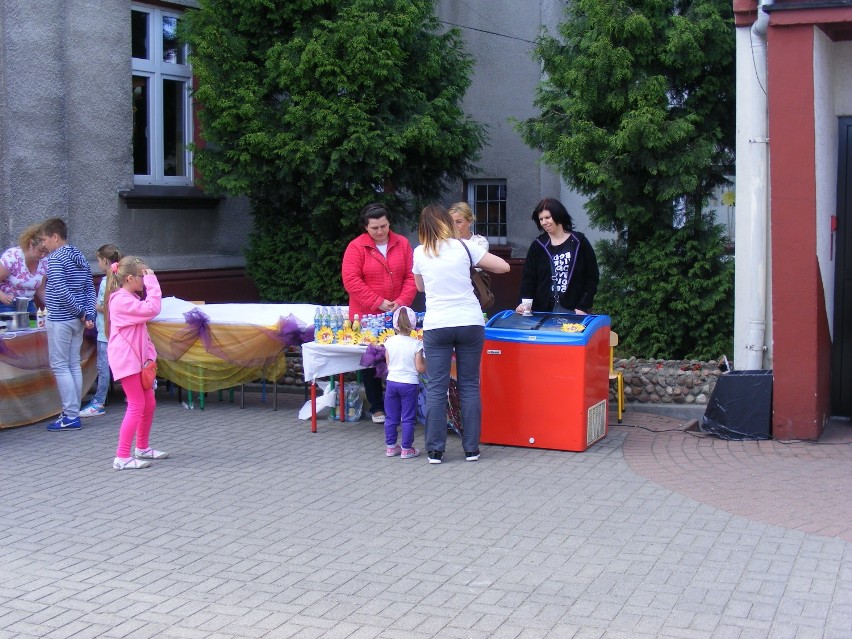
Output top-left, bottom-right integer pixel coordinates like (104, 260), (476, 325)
(392, 306), (416, 332)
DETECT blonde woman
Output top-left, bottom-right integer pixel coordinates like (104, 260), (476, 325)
(412, 204), (509, 464)
(448, 201), (489, 252)
(0, 223), (49, 314)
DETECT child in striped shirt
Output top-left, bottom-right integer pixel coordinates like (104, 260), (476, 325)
(40, 218), (97, 432)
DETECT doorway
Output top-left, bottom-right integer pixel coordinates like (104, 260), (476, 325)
(832, 117), (852, 416)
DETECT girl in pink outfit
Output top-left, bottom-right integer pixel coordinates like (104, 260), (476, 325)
(105, 256), (165, 470)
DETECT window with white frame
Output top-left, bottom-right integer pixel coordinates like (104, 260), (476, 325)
(467, 179), (507, 245)
(131, 4), (193, 185)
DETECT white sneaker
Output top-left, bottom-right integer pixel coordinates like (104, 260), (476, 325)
(79, 404), (105, 418)
(113, 457), (151, 470)
(135, 447), (169, 460)
(371, 412), (386, 423)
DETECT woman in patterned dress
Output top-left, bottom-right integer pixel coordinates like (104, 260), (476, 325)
(0, 223), (50, 315)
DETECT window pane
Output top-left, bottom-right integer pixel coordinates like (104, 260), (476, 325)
(132, 76), (150, 175)
(162, 16), (184, 64)
(468, 179), (507, 241)
(162, 79), (186, 177)
(131, 11), (148, 60)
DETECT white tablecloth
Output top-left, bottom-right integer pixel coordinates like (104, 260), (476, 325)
(301, 342), (368, 382)
(153, 298), (346, 328)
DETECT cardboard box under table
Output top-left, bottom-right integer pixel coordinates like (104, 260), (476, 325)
(480, 311), (610, 452)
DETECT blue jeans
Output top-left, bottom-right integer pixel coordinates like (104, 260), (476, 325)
(91, 340), (110, 406)
(422, 325), (484, 454)
(46, 318), (85, 419)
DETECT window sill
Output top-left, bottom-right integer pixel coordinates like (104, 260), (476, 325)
(119, 185), (221, 209)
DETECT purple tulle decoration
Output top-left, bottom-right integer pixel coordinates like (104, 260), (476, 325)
(276, 314), (314, 347)
(167, 307), (216, 361)
(360, 343), (388, 378)
(257, 314), (315, 353)
(299, 325), (315, 345)
(185, 307), (211, 347)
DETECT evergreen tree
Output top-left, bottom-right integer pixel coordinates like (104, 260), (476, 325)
(518, 0), (735, 359)
(182, 0), (484, 302)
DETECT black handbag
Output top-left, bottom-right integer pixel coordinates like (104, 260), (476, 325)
(458, 240), (494, 311)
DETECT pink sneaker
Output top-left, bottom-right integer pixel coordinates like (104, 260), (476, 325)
(386, 444), (401, 457)
(401, 447), (420, 459)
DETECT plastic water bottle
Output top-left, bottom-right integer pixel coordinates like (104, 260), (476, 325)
(345, 383), (362, 422)
(314, 307), (322, 338)
(322, 307), (330, 328)
(335, 307), (345, 331)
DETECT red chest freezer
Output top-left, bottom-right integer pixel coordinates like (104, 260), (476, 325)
(480, 311), (610, 452)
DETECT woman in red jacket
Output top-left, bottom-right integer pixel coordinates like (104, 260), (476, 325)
(342, 203), (416, 423)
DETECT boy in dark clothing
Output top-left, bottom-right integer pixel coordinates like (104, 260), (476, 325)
(40, 218), (96, 431)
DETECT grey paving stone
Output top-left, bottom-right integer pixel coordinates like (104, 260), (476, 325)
(0, 395), (849, 638)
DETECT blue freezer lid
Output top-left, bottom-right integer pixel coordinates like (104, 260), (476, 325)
(484, 310), (610, 345)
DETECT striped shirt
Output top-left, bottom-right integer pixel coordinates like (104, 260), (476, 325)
(44, 244), (96, 322)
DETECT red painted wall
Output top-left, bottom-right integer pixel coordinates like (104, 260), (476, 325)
(101, 261), (529, 312)
(767, 24), (829, 439)
(95, 268), (262, 305)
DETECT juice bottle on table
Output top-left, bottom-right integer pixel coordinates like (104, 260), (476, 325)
(352, 314), (361, 333)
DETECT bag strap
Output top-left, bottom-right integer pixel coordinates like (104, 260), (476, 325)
(457, 238), (475, 266)
(119, 329), (145, 367)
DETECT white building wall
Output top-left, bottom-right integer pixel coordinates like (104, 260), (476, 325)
(435, 0), (604, 256)
(0, 0), (252, 272)
(814, 29), (838, 339)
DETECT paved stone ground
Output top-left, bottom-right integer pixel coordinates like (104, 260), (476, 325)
(618, 411), (852, 543)
(0, 390), (849, 639)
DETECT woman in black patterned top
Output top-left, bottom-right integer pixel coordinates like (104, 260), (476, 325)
(517, 198), (599, 314)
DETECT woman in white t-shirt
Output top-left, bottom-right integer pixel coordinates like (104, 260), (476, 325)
(412, 204), (509, 464)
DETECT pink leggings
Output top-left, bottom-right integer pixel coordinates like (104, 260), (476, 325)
(115, 372), (156, 458)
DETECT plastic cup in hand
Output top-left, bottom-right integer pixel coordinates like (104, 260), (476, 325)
(521, 299), (533, 316)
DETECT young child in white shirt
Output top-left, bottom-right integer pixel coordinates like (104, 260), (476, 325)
(383, 306), (426, 459)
